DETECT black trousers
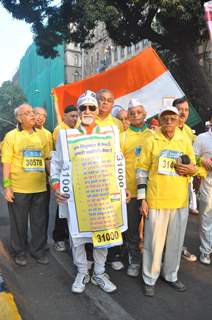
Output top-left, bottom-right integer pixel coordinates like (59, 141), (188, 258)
(8, 192), (48, 259)
(125, 198), (142, 264)
(52, 206), (69, 242)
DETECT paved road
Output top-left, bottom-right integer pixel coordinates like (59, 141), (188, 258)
(0, 185), (212, 320)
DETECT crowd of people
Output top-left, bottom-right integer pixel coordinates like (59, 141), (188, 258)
(1, 89), (212, 298)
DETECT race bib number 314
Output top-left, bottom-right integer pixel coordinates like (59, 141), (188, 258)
(158, 150), (182, 176)
(23, 149), (45, 172)
(92, 228), (123, 248)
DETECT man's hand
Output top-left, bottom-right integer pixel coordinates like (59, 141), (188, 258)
(4, 187), (14, 202)
(139, 199), (149, 218)
(175, 163), (196, 176)
(55, 190), (69, 204)
(202, 158), (212, 171)
(126, 190), (131, 203)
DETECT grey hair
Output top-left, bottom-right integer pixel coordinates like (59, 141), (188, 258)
(14, 103), (32, 119)
(34, 107), (47, 116)
(96, 89), (114, 101)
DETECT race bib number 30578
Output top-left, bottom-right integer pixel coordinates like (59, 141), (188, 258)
(92, 228), (123, 248)
(23, 149), (45, 172)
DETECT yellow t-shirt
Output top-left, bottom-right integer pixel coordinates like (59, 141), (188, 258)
(96, 114), (124, 133)
(137, 128), (196, 209)
(39, 127), (53, 156)
(178, 124), (196, 144)
(53, 121), (70, 146)
(1, 128), (49, 193)
(120, 126), (152, 197)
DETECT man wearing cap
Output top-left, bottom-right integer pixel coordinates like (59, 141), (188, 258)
(2, 103), (50, 266)
(173, 96), (198, 262)
(120, 98), (152, 277)
(193, 114), (212, 264)
(136, 106), (196, 296)
(96, 89), (124, 132)
(51, 90), (119, 294)
(52, 105), (78, 252)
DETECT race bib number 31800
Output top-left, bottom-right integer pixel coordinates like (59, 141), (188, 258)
(92, 228), (123, 248)
(23, 149), (45, 172)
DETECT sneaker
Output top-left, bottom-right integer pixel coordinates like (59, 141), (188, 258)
(36, 255), (49, 265)
(14, 255), (27, 266)
(164, 279), (186, 292)
(127, 264), (140, 277)
(91, 273), (117, 293)
(200, 253), (211, 265)
(143, 284), (155, 297)
(111, 261), (124, 271)
(54, 241), (66, 252)
(182, 247), (197, 262)
(72, 272), (90, 294)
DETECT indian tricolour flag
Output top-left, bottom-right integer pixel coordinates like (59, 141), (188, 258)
(52, 47), (183, 122)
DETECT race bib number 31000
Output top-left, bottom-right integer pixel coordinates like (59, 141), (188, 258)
(158, 150), (181, 176)
(92, 228), (123, 248)
(23, 149), (45, 172)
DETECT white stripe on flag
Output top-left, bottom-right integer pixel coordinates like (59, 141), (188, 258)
(115, 71), (184, 118)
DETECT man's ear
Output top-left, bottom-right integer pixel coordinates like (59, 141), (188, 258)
(17, 116), (22, 124)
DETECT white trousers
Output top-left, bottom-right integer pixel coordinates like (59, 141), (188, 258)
(143, 208), (188, 286)
(199, 197), (212, 255)
(189, 179), (197, 211)
(72, 244), (108, 275)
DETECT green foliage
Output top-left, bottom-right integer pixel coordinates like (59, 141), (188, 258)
(0, 81), (26, 140)
(1, 1), (208, 57)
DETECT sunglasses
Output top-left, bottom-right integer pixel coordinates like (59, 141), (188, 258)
(79, 105), (97, 112)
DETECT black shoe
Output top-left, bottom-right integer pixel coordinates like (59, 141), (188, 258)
(36, 255), (49, 265)
(143, 284), (155, 297)
(14, 255), (27, 266)
(164, 279), (186, 292)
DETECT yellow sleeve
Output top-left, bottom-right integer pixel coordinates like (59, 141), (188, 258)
(119, 131), (126, 154)
(136, 136), (153, 171)
(113, 118), (124, 133)
(1, 132), (14, 164)
(53, 126), (59, 147)
(47, 131), (53, 153)
(185, 139), (196, 165)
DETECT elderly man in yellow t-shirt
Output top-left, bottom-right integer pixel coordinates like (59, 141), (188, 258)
(2, 103), (50, 266)
(120, 98), (152, 277)
(136, 106), (196, 297)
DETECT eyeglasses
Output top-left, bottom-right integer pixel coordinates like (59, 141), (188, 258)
(79, 105), (97, 112)
(160, 115), (178, 122)
(18, 111), (34, 117)
(99, 97), (114, 103)
(34, 112), (47, 118)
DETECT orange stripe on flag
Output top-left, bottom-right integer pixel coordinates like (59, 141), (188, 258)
(52, 47), (167, 117)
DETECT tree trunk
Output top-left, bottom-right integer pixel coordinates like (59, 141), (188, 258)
(172, 46), (212, 122)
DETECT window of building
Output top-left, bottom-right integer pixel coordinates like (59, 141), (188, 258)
(96, 51), (100, 63)
(114, 47), (118, 61)
(74, 54), (79, 66)
(135, 43), (140, 51)
(120, 47), (125, 58)
(74, 70), (80, 82)
(127, 46), (132, 55)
